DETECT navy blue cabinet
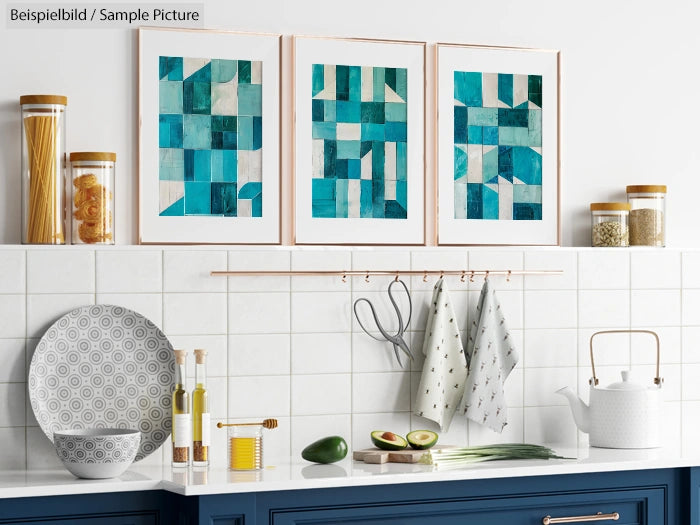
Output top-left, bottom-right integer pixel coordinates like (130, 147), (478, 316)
(0, 468), (691, 524)
(0, 490), (179, 525)
(199, 468), (685, 525)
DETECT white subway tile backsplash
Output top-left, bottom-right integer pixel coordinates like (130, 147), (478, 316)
(168, 335), (227, 378)
(164, 293), (226, 335)
(291, 292), (350, 333)
(26, 426), (62, 469)
(291, 250), (351, 292)
(524, 250), (577, 290)
(0, 383), (25, 427)
(524, 406), (578, 446)
(229, 292), (290, 334)
(0, 339), (25, 382)
(228, 250), (290, 292)
(631, 251), (681, 289)
(228, 376), (290, 418)
(682, 363), (700, 400)
(523, 329), (577, 368)
(682, 289), (700, 326)
(26, 293), (92, 339)
(578, 290), (630, 328)
(352, 372), (411, 413)
(630, 327), (680, 365)
(0, 250), (25, 293)
(96, 251), (161, 293)
(27, 250), (94, 294)
(468, 250), (524, 289)
(96, 293), (163, 329)
(9, 246), (700, 467)
(578, 328), (630, 367)
(229, 334), (290, 376)
(352, 331), (407, 373)
(524, 367), (577, 407)
(293, 332), (350, 374)
(631, 289), (680, 327)
(682, 251), (700, 289)
(410, 250), (467, 292)
(0, 428), (26, 469)
(291, 374), (351, 415)
(352, 250), (411, 292)
(682, 401), (700, 454)
(682, 326), (700, 362)
(164, 251), (227, 293)
(578, 250), (629, 289)
(524, 290), (577, 329)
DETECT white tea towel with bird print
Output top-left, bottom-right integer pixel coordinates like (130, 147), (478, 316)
(462, 278), (519, 433)
(414, 278), (468, 431)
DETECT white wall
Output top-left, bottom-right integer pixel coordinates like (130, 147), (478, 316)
(1, 0), (698, 246)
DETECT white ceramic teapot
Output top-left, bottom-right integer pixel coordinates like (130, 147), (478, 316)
(556, 330), (663, 449)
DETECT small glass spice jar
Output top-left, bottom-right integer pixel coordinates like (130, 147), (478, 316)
(626, 185), (666, 247)
(20, 95), (68, 244)
(70, 152), (115, 244)
(590, 202), (630, 247)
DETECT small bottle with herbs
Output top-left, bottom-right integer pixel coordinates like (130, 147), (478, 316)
(172, 349), (190, 467)
(192, 349), (210, 467)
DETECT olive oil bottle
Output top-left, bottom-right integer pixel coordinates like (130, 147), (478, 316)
(192, 349), (210, 467)
(172, 349), (190, 467)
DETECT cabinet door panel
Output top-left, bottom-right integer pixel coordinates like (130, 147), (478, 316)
(271, 487), (663, 525)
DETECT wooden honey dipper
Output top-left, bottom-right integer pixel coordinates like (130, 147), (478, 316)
(217, 419), (278, 429)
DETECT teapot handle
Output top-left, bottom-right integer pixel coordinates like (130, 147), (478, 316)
(589, 329), (663, 387)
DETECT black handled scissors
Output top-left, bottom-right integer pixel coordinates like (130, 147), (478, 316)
(353, 279), (413, 368)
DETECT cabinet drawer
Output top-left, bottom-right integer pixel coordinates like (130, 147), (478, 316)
(271, 486), (664, 525)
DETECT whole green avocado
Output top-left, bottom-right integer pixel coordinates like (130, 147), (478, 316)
(301, 435), (348, 464)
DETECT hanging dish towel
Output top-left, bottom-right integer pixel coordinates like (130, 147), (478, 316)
(462, 278), (519, 433)
(414, 278), (468, 431)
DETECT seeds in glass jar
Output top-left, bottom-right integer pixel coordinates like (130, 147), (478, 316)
(173, 446), (188, 463)
(629, 209), (664, 246)
(592, 220), (628, 247)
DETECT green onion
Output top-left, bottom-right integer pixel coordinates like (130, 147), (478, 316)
(419, 443), (570, 470)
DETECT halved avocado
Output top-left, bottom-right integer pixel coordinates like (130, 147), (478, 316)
(406, 430), (439, 450)
(371, 430), (407, 451)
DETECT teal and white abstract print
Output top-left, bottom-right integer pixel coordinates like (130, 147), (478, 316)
(158, 57), (263, 218)
(453, 71), (543, 221)
(311, 64), (408, 220)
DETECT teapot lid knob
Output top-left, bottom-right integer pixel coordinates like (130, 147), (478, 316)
(621, 370), (630, 381)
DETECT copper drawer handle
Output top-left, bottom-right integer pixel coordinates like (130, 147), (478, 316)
(543, 512), (619, 524)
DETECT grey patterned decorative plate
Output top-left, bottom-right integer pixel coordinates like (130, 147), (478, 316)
(28, 305), (175, 461)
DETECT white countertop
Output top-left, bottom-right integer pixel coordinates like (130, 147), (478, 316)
(3, 446), (700, 500)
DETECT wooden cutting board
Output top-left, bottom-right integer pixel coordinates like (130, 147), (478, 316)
(353, 448), (430, 464)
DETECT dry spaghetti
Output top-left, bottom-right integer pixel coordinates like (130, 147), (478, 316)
(23, 115), (64, 244)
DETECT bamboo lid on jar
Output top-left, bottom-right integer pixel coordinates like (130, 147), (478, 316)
(70, 152), (116, 162)
(20, 95), (68, 105)
(590, 202), (631, 211)
(194, 349), (207, 364)
(626, 185), (667, 194)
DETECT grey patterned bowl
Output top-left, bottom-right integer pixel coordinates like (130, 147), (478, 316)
(53, 428), (141, 479)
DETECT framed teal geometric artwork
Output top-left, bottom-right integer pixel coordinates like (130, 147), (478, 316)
(294, 36), (425, 245)
(139, 28), (280, 244)
(437, 44), (560, 245)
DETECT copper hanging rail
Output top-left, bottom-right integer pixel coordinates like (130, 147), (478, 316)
(210, 269), (562, 282)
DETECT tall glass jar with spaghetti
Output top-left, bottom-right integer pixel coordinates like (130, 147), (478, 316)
(20, 95), (67, 244)
(69, 152), (115, 244)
